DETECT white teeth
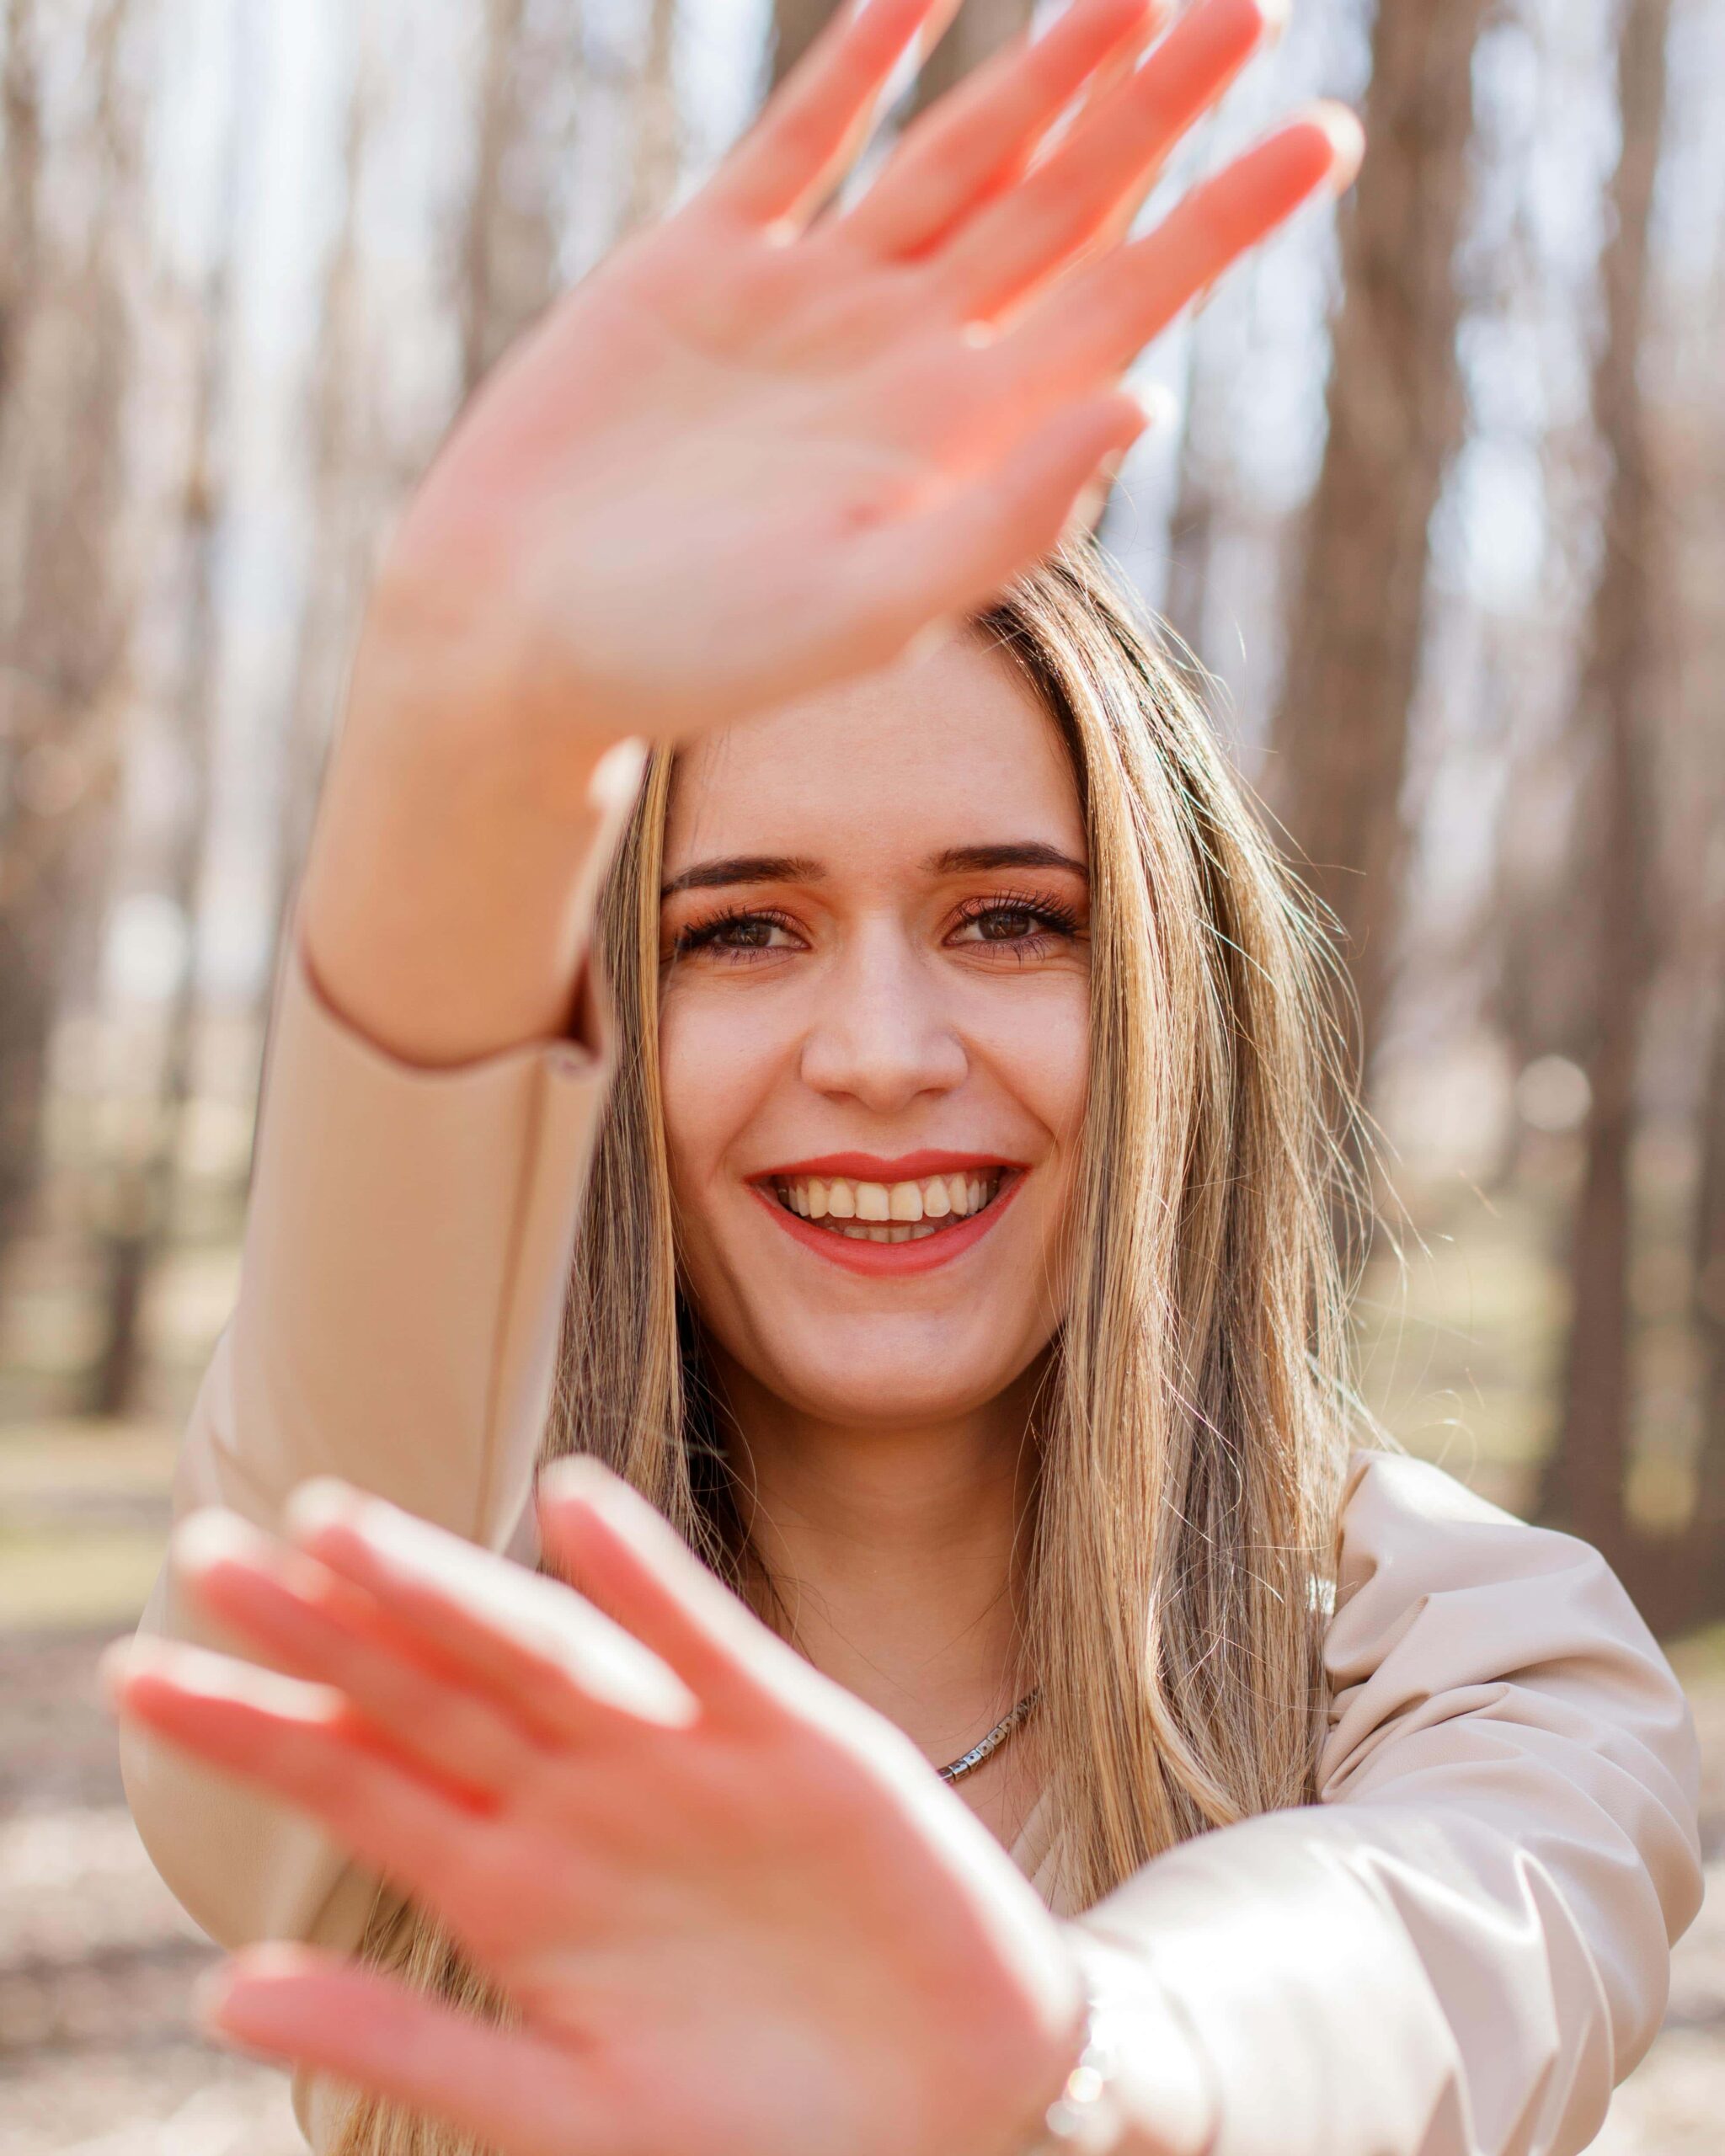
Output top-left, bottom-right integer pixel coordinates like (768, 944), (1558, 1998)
(772, 1169), (1006, 1235)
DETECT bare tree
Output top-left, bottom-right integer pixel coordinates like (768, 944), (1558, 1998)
(1263, 0), (1492, 1085)
(906, 0), (1032, 118)
(622, 0), (682, 237)
(1692, 959), (1725, 1576)
(459, 0), (569, 395)
(1535, 0), (1675, 1572)
(270, 62), (380, 958)
(0, 0), (141, 1289)
(88, 3), (250, 1414)
(770, 0), (841, 93)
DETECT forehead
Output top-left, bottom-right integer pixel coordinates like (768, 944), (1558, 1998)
(664, 633), (1084, 874)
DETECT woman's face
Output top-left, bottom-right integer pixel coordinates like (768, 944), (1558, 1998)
(658, 632), (1090, 1431)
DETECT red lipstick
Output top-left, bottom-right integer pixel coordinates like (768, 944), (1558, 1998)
(746, 1166), (1026, 1278)
(759, 1149), (1028, 1181)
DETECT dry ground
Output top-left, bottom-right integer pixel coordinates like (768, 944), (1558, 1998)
(1, 1423), (1721, 2153)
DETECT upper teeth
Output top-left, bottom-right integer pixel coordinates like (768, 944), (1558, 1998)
(775, 1171), (1001, 1226)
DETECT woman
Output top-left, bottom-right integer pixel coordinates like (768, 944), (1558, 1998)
(107, 1), (1701, 2153)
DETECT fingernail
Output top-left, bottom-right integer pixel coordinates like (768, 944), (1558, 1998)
(282, 1476), (367, 1545)
(1127, 381), (1180, 433)
(1311, 101), (1365, 195)
(899, 617), (957, 669)
(93, 1636), (134, 1710)
(172, 1508), (264, 1580)
(1258, 0), (1291, 46)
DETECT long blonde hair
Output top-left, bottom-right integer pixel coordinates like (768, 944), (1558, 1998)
(329, 541), (1361, 2154)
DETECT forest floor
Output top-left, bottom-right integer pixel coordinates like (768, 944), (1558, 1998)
(1, 1418), (1722, 2154)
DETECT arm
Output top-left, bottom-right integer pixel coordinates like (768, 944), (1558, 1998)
(116, 906), (609, 1957)
(1070, 1451), (1704, 2156)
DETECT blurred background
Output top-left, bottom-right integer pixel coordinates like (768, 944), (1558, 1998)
(0, 0), (1720, 2146)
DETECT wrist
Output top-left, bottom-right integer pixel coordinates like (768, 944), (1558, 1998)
(1006, 1932), (1217, 2156)
(300, 632), (645, 1066)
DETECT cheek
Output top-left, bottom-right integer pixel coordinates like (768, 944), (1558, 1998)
(974, 975), (1091, 1160)
(657, 983), (785, 1222)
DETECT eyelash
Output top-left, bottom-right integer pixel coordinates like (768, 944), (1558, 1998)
(669, 891), (1084, 963)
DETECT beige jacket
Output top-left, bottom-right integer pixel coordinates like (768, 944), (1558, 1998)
(120, 927), (1705, 2156)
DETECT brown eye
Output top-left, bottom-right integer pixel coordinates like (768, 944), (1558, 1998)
(948, 895), (1081, 948)
(975, 908), (1039, 941)
(671, 909), (799, 960)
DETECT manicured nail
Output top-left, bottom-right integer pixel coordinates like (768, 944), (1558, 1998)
(1309, 100), (1365, 195)
(1258, 0), (1291, 45)
(172, 1508), (266, 1580)
(1127, 381), (1180, 432)
(283, 1476), (368, 1545)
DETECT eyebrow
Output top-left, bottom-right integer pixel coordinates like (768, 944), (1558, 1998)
(660, 854), (824, 898)
(928, 842), (1088, 878)
(660, 841), (1087, 899)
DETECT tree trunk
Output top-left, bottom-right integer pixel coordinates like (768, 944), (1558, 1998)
(1690, 966), (1725, 1596)
(459, 0), (566, 396)
(0, 0), (136, 1291)
(770, 0), (842, 92)
(1263, 0), (1491, 1084)
(622, 0), (682, 237)
(269, 65), (378, 965)
(92, 1), (244, 1413)
(1535, 0), (1674, 1566)
(905, 0), (1032, 119)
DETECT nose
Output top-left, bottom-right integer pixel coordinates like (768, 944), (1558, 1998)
(798, 919), (967, 1115)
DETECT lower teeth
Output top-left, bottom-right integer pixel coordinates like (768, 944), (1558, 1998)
(832, 1222), (943, 1243)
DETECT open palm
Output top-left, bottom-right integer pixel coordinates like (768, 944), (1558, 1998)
(381, 0), (1359, 748)
(106, 1463), (1119, 2156)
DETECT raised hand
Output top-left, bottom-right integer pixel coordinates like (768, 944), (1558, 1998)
(373, 0), (1359, 749)
(297, 0), (1361, 1066)
(102, 1463), (1207, 2156)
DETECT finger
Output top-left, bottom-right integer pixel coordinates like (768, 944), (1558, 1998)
(840, 0), (1164, 261)
(536, 1457), (802, 1723)
(101, 1635), (494, 1905)
(995, 104), (1363, 404)
(172, 1509), (551, 1801)
(282, 1479), (700, 1742)
(704, 0), (964, 231)
(199, 1944), (619, 2156)
(850, 387), (1152, 634)
(934, 0), (1284, 326)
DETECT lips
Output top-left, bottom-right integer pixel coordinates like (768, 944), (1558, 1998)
(746, 1154), (1026, 1277)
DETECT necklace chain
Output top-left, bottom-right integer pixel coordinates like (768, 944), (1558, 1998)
(935, 1685), (1041, 1784)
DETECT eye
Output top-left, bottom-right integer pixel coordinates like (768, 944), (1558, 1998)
(669, 907), (801, 963)
(948, 891), (1084, 953)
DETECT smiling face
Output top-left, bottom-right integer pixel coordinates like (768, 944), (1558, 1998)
(657, 632), (1091, 1433)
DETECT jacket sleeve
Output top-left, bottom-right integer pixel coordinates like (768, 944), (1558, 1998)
(1071, 1449), (1705, 2156)
(117, 908), (606, 1976)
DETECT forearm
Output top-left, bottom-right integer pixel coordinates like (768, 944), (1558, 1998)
(119, 905), (615, 1953)
(297, 579), (645, 1070)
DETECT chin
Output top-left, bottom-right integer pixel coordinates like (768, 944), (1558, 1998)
(731, 1309), (1051, 1430)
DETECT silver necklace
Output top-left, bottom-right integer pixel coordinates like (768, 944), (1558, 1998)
(936, 1686), (1041, 1784)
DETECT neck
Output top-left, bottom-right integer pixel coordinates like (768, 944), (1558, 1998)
(711, 1353), (1044, 1777)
